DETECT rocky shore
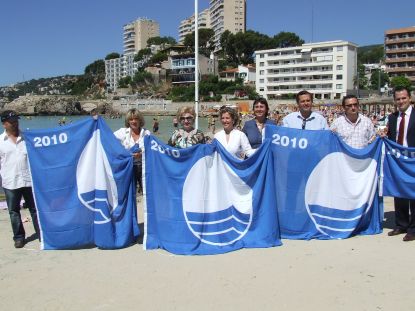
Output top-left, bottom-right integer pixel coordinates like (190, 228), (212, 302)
(2, 94), (395, 117)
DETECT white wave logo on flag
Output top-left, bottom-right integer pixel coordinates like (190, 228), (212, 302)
(182, 152), (253, 246)
(76, 130), (119, 224)
(305, 152), (378, 238)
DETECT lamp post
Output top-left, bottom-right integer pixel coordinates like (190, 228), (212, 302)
(194, 0), (200, 129)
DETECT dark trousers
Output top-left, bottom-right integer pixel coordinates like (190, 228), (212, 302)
(4, 187), (39, 241)
(394, 197), (415, 234)
(133, 163), (143, 194)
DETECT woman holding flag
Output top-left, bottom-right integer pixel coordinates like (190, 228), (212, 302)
(114, 109), (150, 194)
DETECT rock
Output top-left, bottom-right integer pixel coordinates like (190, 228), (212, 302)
(4, 95), (83, 115)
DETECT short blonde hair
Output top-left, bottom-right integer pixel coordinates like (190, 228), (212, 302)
(124, 109), (145, 128)
(219, 106), (239, 126)
(176, 106), (196, 120)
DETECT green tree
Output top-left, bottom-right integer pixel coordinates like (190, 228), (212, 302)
(357, 45), (384, 64)
(390, 76), (412, 90)
(69, 75), (95, 95)
(105, 52), (120, 60)
(369, 69), (389, 90)
(134, 48), (152, 62)
(69, 60), (105, 95)
(118, 76), (132, 88)
(148, 51), (168, 65)
(272, 31), (304, 48)
(147, 36), (177, 46)
(220, 30), (304, 67)
(84, 59), (105, 75)
(220, 30), (272, 66)
(133, 71), (152, 84)
(183, 28), (215, 57)
(355, 64), (368, 90)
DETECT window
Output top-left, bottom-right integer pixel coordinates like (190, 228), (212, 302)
(336, 65), (343, 70)
(259, 70), (264, 75)
(259, 87), (264, 91)
(259, 62), (264, 67)
(336, 84), (342, 89)
(259, 79), (264, 83)
(337, 46), (344, 51)
(336, 74), (343, 80)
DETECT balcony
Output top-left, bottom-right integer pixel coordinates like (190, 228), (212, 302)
(385, 36), (415, 44)
(386, 66), (415, 73)
(385, 57), (415, 63)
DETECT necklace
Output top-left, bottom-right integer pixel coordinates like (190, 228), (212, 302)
(256, 121), (264, 131)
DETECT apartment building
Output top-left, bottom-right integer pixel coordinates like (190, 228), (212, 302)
(384, 26), (415, 86)
(105, 54), (141, 90)
(255, 41), (357, 100)
(210, 0), (246, 50)
(178, 8), (211, 44)
(178, 1), (246, 51)
(123, 18), (160, 54)
(105, 18), (160, 90)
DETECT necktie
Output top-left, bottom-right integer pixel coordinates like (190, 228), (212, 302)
(397, 112), (405, 145)
(298, 115), (315, 130)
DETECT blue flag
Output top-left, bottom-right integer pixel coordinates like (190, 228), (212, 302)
(25, 117), (139, 249)
(266, 125), (383, 239)
(382, 138), (415, 199)
(143, 135), (281, 255)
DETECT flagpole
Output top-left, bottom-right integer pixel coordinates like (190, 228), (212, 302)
(194, 0), (199, 129)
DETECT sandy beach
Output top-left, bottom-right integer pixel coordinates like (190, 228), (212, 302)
(1, 197), (414, 311)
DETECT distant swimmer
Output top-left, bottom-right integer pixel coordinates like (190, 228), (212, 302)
(152, 118), (159, 134)
(173, 117), (178, 128)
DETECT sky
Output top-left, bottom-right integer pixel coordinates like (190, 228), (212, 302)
(1, 0), (414, 86)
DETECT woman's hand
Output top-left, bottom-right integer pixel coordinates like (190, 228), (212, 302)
(132, 152), (142, 159)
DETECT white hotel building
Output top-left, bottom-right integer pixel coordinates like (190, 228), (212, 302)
(105, 18), (159, 91)
(255, 40), (358, 100)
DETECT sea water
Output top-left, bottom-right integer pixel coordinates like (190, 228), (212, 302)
(0, 115), (211, 194)
(19, 115), (211, 144)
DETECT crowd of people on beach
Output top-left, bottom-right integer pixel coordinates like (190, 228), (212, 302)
(1, 86), (414, 249)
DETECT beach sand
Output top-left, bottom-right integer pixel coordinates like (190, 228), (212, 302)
(1, 197), (414, 311)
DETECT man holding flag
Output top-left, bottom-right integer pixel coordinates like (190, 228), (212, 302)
(387, 86), (415, 242)
(0, 110), (39, 248)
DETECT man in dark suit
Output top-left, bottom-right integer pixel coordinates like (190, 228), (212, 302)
(387, 86), (415, 242)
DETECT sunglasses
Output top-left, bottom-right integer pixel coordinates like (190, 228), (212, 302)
(180, 116), (194, 121)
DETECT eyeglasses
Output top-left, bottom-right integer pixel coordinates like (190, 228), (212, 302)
(180, 116), (194, 121)
(345, 103), (359, 108)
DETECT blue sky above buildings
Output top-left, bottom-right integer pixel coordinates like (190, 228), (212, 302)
(1, 0), (414, 86)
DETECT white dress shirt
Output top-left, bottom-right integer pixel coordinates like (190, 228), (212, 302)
(0, 131), (32, 189)
(214, 129), (255, 159)
(282, 111), (329, 130)
(114, 127), (150, 149)
(396, 105), (412, 147)
(114, 127), (150, 163)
